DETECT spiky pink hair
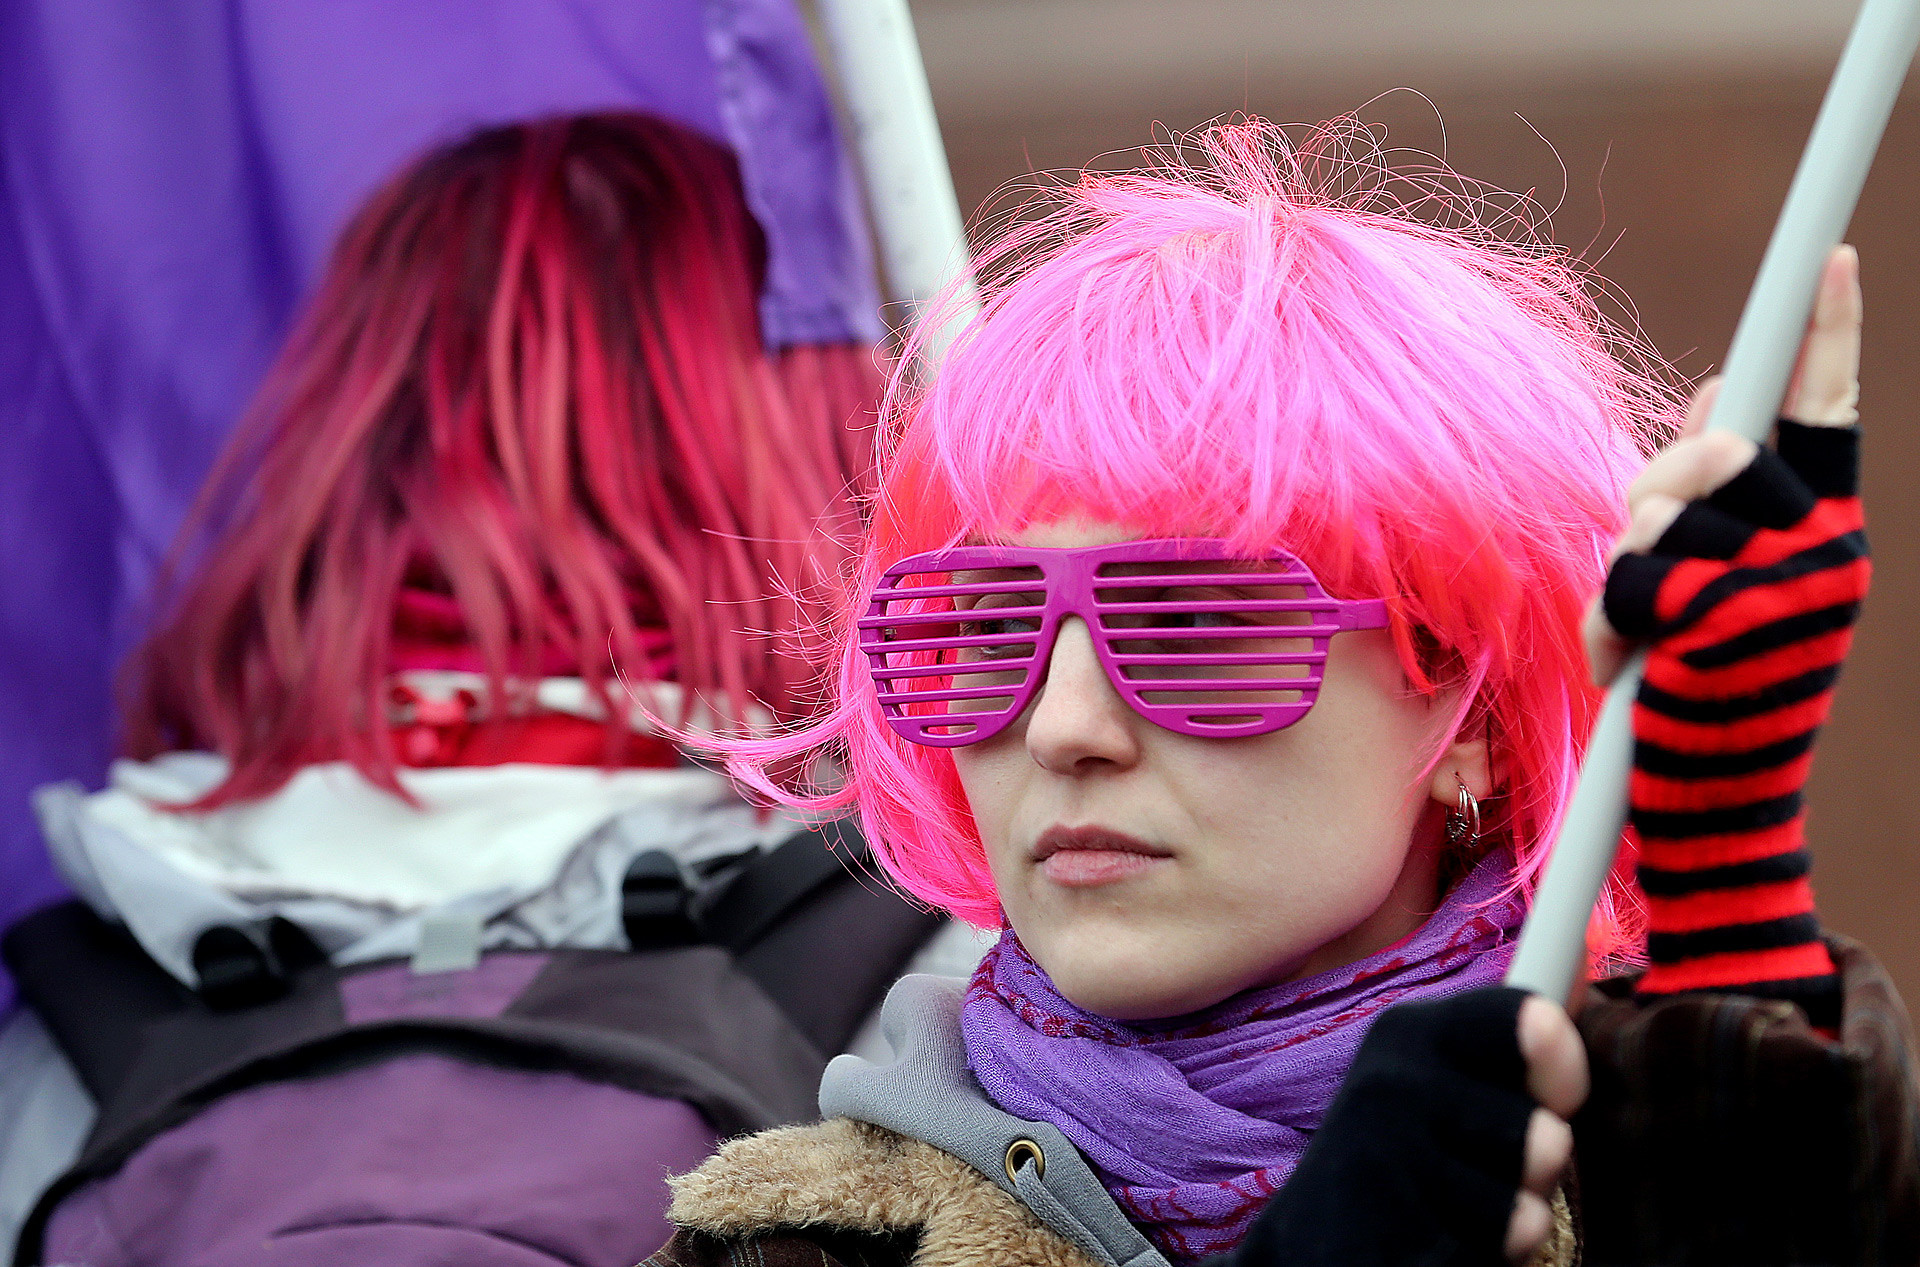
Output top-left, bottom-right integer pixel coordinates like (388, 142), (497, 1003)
(123, 112), (881, 807)
(732, 120), (1680, 964)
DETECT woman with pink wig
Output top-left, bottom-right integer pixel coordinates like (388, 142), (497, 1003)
(644, 122), (1915, 1267)
(3, 112), (960, 1267)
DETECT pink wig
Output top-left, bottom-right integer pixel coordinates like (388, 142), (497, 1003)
(731, 120), (1683, 965)
(123, 112), (882, 807)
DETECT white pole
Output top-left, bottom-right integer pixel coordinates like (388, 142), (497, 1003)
(814, 0), (979, 358)
(1506, 0), (1920, 1000)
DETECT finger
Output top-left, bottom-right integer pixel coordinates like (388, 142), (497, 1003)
(1506, 1190), (1554, 1264)
(1612, 492), (1689, 561)
(1784, 245), (1861, 428)
(1587, 488), (1694, 684)
(1677, 375), (1723, 440)
(1627, 431), (1758, 511)
(1584, 594), (1629, 687)
(1521, 1107), (1574, 1195)
(1516, 996), (1589, 1118)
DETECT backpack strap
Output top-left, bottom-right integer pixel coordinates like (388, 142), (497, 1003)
(687, 821), (944, 1056)
(619, 820), (901, 957)
(189, 916), (327, 1010)
(700, 820), (880, 954)
(3, 901), (195, 1105)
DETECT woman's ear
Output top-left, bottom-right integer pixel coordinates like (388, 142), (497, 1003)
(1428, 731), (1492, 808)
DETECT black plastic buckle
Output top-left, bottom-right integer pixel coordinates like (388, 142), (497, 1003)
(190, 917), (326, 1011)
(621, 850), (703, 950)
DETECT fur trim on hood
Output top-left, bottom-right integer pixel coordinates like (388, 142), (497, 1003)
(669, 1118), (1100, 1267)
(666, 1117), (1576, 1267)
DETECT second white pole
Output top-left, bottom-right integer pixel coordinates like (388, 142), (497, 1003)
(814, 0), (979, 357)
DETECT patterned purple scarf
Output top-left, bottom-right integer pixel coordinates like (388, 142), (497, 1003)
(961, 851), (1526, 1265)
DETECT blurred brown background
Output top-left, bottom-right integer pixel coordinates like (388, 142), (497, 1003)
(904, 0), (1920, 996)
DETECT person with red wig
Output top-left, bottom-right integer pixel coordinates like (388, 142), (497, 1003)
(131, 110), (875, 793)
(0, 112), (971, 1266)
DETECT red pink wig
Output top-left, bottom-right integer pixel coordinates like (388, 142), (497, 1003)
(731, 121), (1683, 964)
(123, 112), (881, 807)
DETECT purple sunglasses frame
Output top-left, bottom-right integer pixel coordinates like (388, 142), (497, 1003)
(857, 538), (1390, 747)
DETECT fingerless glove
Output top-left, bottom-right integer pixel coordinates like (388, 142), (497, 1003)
(1213, 988), (1535, 1267)
(1604, 420), (1869, 1029)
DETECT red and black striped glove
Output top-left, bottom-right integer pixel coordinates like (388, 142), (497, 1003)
(1603, 419), (1868, 1029)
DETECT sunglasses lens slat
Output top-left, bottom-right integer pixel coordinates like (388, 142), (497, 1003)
(1089, 554), (1337, 738)
(859, 603), (1044, 630)
(1106, 647), (1324, 663)
(867, 636), (1043, 659)
(880, 681), (1035, 704)
(871, 664), (1039, 683)
(860, 561), (1049, 747)
(1129, 676), (1320, 692)
(870, 579), (1044, 601)
(1092, 597), (1324, 612)
(1090, 566), (1315, 585)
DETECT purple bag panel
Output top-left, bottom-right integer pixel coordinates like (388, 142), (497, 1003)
(13, 899), (882, 1264)
(41, 1051), (719, 1267)
(340, 955), (551, 1025)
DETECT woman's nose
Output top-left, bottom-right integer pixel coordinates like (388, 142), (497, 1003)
(1022, 616), (1143, 774)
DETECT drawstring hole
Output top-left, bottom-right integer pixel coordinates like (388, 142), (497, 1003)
(1004, 1138), (1045, 1183)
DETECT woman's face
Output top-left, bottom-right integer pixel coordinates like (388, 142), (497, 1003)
(951, 519), (1464, 1020)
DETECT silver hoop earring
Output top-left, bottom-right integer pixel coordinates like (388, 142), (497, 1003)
(1445, 777), (1481, 849)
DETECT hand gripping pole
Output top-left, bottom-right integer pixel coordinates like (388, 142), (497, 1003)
(1505, 0), (1920, 1000)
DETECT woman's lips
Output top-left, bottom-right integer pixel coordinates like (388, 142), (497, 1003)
(1032, 825), (1173, 887)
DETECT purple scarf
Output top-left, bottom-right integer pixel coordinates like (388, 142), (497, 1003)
(961, 851), (1526, 1265)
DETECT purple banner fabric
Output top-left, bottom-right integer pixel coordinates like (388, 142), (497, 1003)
(0, 0), (880, 1012)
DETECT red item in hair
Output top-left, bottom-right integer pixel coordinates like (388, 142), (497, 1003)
(388, 682), (679, 769)
(389, 585), (677, 679)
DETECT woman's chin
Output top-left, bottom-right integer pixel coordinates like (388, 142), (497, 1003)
(1042, 948), (1247, 1022)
